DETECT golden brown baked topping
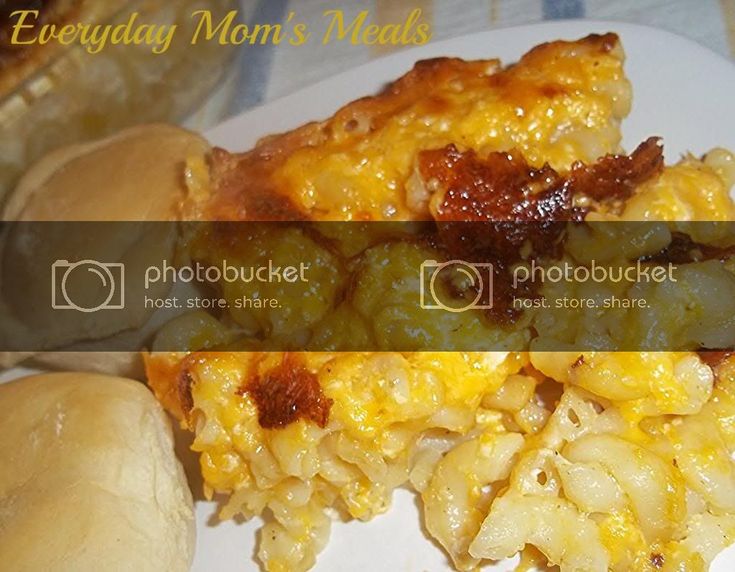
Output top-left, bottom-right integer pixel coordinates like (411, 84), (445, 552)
(641, 231), (735, 264)
(418, 140), (665, 323)
(567, 136), (664, 205)
(239, 354), (332, 429)
(424, 138), (664, 225)
(177, 368), (195, 419)
(419, 144), (574, 322)
(200, 33), (631, 221)
(206, 147), (308, 221)
(421, 144), (576, 222)
(698, 350), (735, 370)
(424, 139), (665, 226)
(143, 351), (192, 421)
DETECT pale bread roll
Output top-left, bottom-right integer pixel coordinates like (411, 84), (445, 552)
(0, 372), (195, 571)
(3, 123), (209, 221)
(0, 124), (210, 375)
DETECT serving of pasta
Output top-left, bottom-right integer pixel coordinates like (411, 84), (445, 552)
(144, 33), (735, 572)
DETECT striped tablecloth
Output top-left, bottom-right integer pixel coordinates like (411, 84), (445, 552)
(210, 0), (735, 123)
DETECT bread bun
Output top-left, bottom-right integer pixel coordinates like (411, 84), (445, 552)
(28, 351), (146, 379)
(0, 124), (210, 373)
(0, 373), (195, 571)
(3, 123), (209, 221)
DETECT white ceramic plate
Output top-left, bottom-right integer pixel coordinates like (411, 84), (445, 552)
(4, 19), (735, 572)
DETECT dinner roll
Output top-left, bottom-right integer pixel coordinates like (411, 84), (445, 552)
(0, 124), (210, 376)
(0, 373), (195, 571)
(2, 123), (209, 221)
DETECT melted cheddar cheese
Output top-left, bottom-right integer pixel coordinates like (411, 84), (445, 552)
(196, 34), (631, 221)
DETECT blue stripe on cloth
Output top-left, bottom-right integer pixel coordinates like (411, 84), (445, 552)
(542, 0), (585, 19)
(231, 0), (291, 112)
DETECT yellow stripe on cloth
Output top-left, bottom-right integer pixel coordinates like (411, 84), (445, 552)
(721, 0), (735, 56)
(489, 0), (499, 24)
(372, 0), (434, 56)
